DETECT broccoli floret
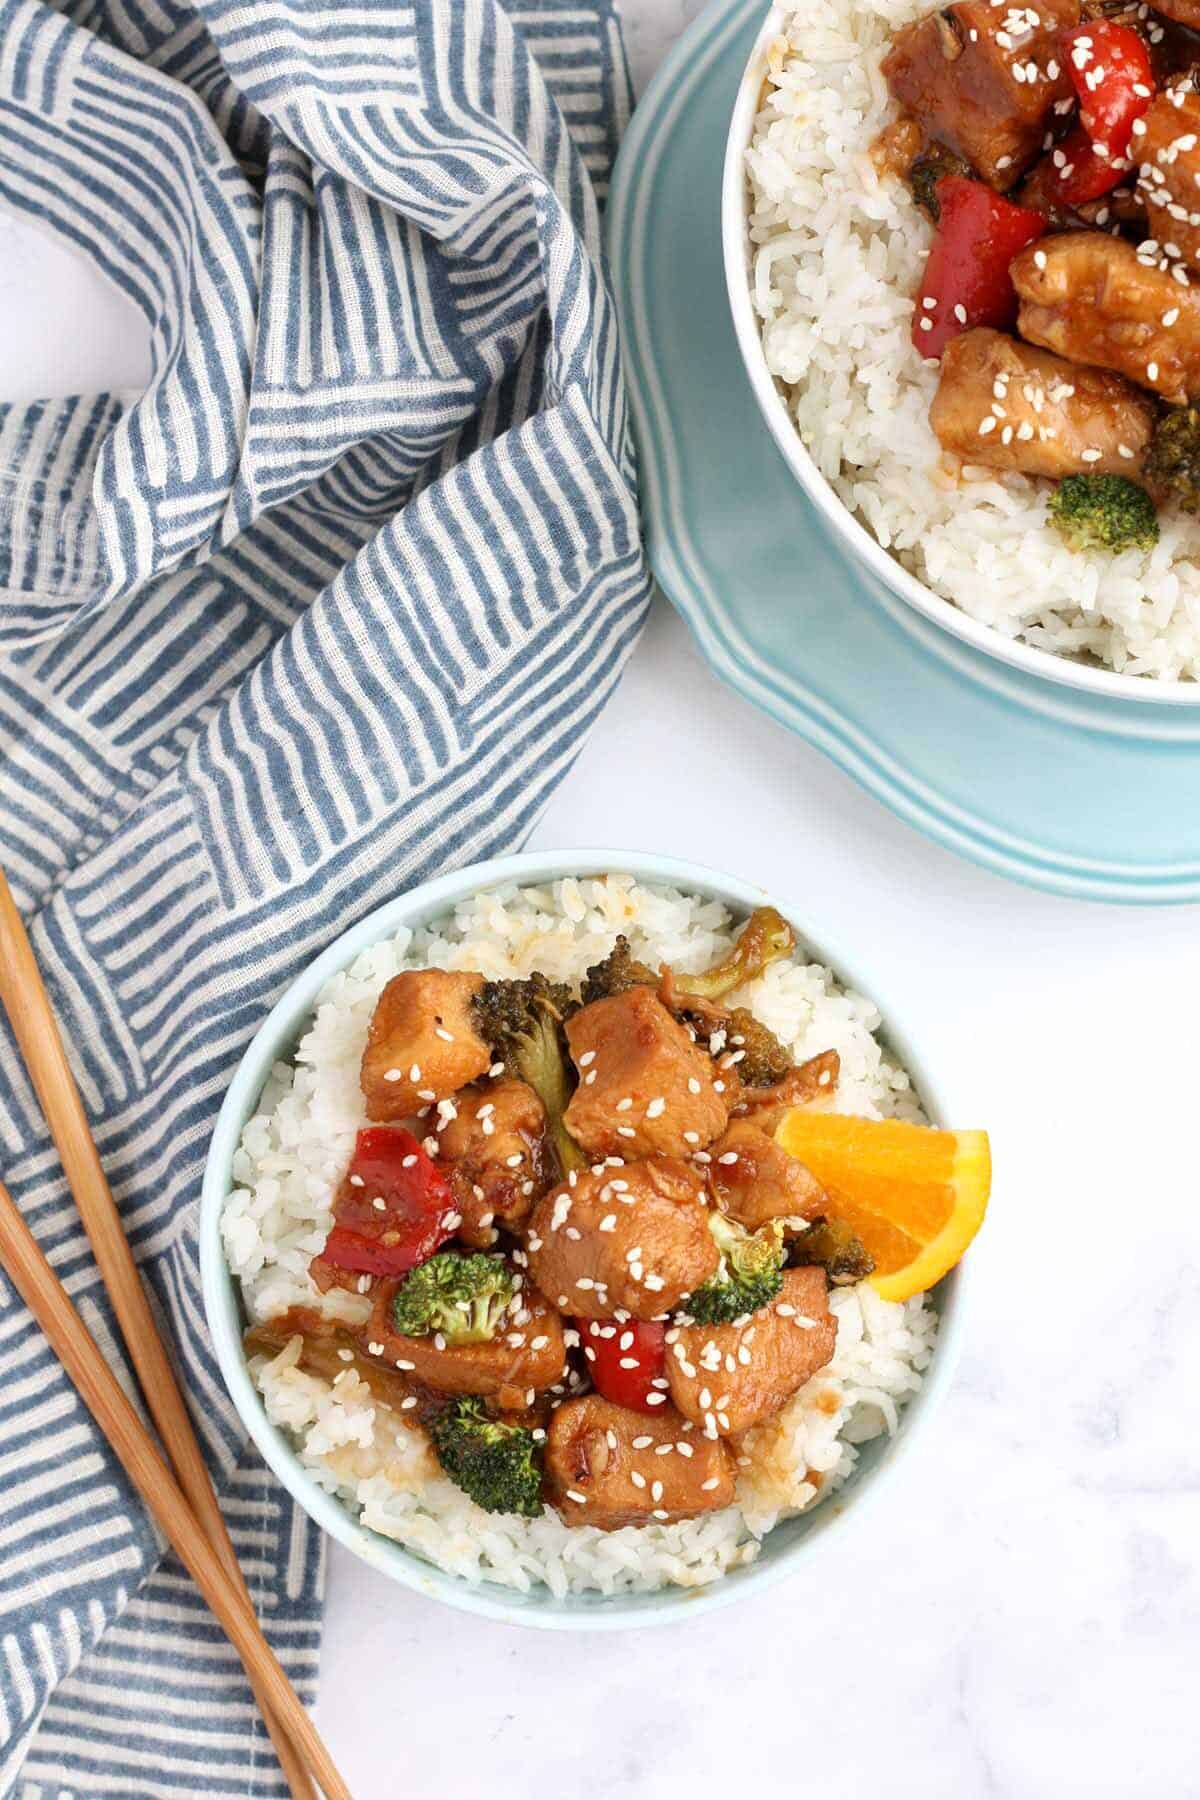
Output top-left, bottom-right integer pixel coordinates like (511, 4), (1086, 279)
(581, 936), (656, 1005)
(471, 974), (585, 1174)
(718, 1006), (793, 1088)
(430, 1396), (543, 1516)
(391, 1252), (515, 1344)
(907, 144), (971, 220)
(793, 1218), (875, 1286)
(678, 1002), (792, 1086)
(685, 1215), (786, 1325)
(1047, 474), (1159, 555)
(1143, 406), (1200, 517)
(668, 906), (796, 1003)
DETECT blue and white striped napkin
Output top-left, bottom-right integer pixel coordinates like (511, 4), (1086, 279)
(0, 0), (648, 1788)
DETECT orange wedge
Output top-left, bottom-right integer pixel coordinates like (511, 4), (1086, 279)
(773, 1111), (991, 1302)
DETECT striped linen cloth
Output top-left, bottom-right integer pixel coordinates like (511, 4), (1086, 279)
(0, 0), (649, 1789)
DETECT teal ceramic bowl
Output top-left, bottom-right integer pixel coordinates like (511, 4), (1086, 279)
(200, 848), (971, 1629)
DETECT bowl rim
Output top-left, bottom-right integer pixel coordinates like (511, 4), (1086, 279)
(720, 0), (1200, 708)
(200, 847), (972, 1630)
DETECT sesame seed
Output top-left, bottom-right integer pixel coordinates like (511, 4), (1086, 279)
(349, 1174), (365, 1187)
(651, 1481), (664, 1503)
(645, 1391), (667, 1405)
(617, 1125), (636, 1139)
(367, 1341), (384, 1356)
(372, 1197), (386, 1212)
(383, 1069), (403, 1083)
(631, 1471), (647, 1488)
(616, 1097), (633, 1112)
(645, 1096), (666, 1118)
(566, 1489), (587, 1504)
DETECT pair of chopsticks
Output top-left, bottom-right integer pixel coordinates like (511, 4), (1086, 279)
(0, 873), (349, 1800)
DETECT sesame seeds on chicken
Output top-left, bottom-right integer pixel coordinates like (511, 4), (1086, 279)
(930, 325), (1158, 472)
(1012, 229), (1200, 401)
(563, 986), (729, 1159)
(883, 0), (1080, 189)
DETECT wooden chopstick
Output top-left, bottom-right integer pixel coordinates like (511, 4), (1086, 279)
(0, 872), (321, 1800)
(0, 1179), (351, 1800)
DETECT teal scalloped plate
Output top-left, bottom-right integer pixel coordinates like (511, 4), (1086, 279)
(607, 0), (1200, 903)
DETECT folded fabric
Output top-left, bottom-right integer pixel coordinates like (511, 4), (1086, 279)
(0, 0), (649, 1789)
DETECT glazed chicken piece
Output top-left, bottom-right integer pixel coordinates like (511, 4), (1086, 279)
(359, 1277), (567, 1401)
(246, 1316), (433, 1421)
(361, 969), (492, 1121)
(563, 986), (728, 1159)
(667, 1268), (838, 1436)
(1146, 0), (1200, 29)
(882, 0), (1078, 189)
(1136, 79), (1200, 276)
(930, 328), (1158, 474)
(1012, 231), (1200, 403)
(526, 1157), (720, 1320)
(707, 1120), (827, 1233)
(544, 1396), (734, 1528)
(438, 1078), (551, 1247)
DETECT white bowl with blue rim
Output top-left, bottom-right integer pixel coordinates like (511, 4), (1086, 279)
(201, 847), (971, 1628)
(721, 2), (1200, 707)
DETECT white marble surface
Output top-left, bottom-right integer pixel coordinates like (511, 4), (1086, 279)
(4, 2), (1200, 1794)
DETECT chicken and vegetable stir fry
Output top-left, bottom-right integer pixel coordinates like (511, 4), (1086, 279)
(247, 910), (886, 1529)
(880, 0), (1200, 549)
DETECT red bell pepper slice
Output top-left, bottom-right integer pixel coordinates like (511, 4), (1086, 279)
(1039, 125), (1128, 207)
(1063, 21), (1153, 161)
(577, 1317), (667, 1413)
(312, 1127), (456, 1289)
(1041, 23), (1154, 206)
(912, 177), (1047, 360)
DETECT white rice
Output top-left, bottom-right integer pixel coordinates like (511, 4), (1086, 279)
(222, 875), (937, 1596)
(745, 0), (1200, 680)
